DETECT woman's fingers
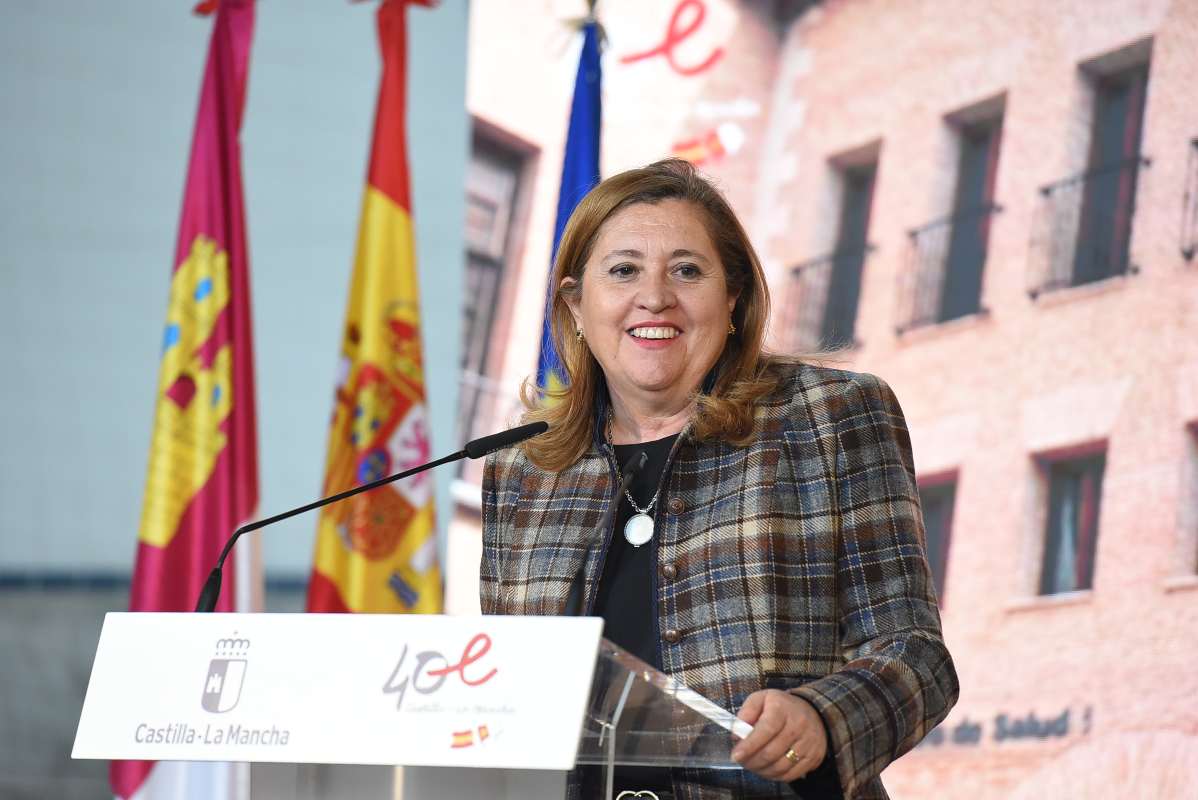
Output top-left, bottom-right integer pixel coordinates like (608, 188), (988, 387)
(732, 689), (829, 782)
(732, 690), (794, 769)
(731, 690), (784, 764)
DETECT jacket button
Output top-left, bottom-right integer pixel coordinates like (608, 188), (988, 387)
(667, 496), (685, 514)
(661, 563), (677, 580)
(663, 628), (681, 644)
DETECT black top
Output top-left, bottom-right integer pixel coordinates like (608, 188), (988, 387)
(586, 433), (678, 796)
(594, 433), (678, 667)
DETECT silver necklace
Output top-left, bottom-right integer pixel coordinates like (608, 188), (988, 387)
(606, 408), (662, 548)
(623, 487), (658, 547)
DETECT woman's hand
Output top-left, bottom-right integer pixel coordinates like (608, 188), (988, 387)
(732, 689), (828, 782)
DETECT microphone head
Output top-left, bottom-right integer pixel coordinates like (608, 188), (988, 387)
(464, 421), (549, 460)
(615, 449), (649, 493)
(619, 449), (648, 477)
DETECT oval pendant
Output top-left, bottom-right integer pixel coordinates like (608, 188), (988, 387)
(624, 513), (654, 547)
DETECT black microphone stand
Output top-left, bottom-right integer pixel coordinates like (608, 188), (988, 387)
(195, 421), (548, 612)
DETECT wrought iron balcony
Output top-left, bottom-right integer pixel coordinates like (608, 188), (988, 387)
(1028, 155), (1149, 298)
(897, 204), (1000, 333)
(782, 245), (874, 353)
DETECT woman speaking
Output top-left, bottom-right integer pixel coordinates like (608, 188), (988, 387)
(481, 159), (958, 799)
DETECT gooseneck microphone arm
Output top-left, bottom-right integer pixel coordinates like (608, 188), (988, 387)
(563, 450), (648, 617)
(194, 421), (549, 613)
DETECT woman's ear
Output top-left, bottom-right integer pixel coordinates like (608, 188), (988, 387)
(561, 277), (583, 329)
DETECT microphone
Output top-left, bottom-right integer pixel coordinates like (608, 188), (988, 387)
(563, 449), (648, 616)
(194, 421), (549, 612)
(463, 423), (547, 459)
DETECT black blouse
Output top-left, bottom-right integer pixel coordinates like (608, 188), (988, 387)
(594, 433), (678, 667)
(588, 433), (678, 796)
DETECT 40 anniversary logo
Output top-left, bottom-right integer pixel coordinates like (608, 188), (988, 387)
(382, 632), (500, 750)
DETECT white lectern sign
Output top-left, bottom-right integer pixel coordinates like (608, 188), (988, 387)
(73, 613), (604, 770)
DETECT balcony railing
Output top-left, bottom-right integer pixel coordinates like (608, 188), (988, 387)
(1182, 138), (1198, 261)
(1028, 155), (1149, 298)
(782, 245), (874, 353)
(454, 369), (525, 488)
(897, 204), (1000, 333)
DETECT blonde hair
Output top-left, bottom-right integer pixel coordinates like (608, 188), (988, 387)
(521, 159), (791, 472)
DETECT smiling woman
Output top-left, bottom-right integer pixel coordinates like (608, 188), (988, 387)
(522, 159), (779, 472)
(480, 160), (958, 800)
(561, 198), (737, 445)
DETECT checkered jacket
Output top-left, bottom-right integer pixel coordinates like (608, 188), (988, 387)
(481, 364), (958, 799)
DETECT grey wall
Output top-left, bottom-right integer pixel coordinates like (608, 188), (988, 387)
(0, 0), (468, 577)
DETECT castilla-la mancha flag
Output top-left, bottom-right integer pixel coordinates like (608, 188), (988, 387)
(111, 2), (260, 798)
(307, 0), (442, 614)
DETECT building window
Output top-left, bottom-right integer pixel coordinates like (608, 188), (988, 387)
(458, 131), (527, 450)
(1072, 64), (1149, 285)
(784, 153), (878, 353)
(940, 117), (1002, 320)
(820, 162), (877, 349)
(1040, 453), (1106, 595)
(919, 479), (957, 605)
(901, 111), (1003, 332)
(462, 147), (519, 378)
(1031, 45), (1151, 297)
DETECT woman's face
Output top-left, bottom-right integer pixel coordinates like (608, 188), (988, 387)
(563, 198), (737, 408)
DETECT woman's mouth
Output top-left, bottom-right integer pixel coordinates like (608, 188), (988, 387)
(628, 325), (681, 340)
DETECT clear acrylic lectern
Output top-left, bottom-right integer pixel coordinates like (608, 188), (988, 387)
(572, 637), (749, 800)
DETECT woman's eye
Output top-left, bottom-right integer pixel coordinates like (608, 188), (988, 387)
(610, 264), (637, 277)
(675, 263), (701, 278)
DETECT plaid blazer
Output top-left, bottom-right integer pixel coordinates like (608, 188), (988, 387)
(481, 364), (958, 799)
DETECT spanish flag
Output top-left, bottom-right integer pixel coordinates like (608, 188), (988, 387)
(307, 0), (442, 614)
(112, 1), (259, 797)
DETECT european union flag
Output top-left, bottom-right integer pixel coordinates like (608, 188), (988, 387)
(536, 20), (602, 392)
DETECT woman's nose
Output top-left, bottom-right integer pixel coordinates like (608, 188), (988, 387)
(635, 271), (676, 311)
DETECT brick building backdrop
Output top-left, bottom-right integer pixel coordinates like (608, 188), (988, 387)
(449, 1), (1198, 795)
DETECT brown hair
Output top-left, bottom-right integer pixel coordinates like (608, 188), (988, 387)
(521, 158), (791, 472)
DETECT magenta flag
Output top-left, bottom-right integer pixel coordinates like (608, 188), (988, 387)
(111, 1), (259, 796)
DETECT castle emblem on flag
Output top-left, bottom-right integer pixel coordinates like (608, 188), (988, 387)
(201, 634), (250, 714)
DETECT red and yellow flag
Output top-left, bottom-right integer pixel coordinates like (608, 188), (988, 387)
(307, 0), (442, 614)
(113, 1), (259, 797)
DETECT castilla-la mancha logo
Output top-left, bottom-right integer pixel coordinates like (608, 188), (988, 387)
(202, 634), (249, 714)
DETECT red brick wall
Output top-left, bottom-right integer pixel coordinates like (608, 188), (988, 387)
(765, 1), (1198, 795)
(457, 1), (1198, 794)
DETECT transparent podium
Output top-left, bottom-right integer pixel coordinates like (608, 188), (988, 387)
(73, 613), (749, 800)
(573, 638), (748, 797)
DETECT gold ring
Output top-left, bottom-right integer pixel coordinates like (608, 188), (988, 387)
(784, 747), (800, 764)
